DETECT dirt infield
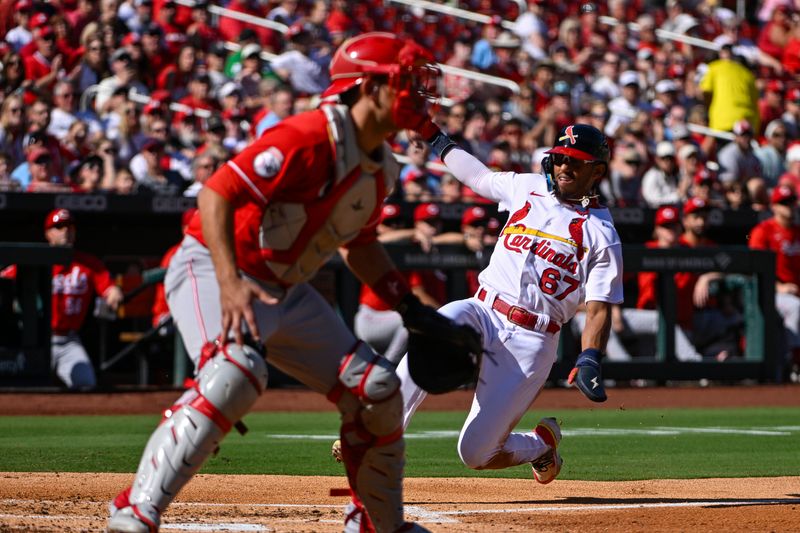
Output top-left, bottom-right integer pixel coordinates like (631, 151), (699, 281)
(1, 385), (799, 532)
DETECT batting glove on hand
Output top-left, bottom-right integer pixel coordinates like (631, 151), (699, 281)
(568, 348), (607, 402)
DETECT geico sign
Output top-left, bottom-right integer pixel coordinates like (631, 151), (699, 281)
(610, 208), (644, 225)
(152, 196), (196, 213)
(55, 194), (107, 211)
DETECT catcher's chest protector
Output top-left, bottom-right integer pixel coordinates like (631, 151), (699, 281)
(258, 104), (399, 285)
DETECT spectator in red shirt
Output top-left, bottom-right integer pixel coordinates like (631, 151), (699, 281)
(152, 0), (187, 56)
(24, 25), (64, 91)
(748, 184), (800, 377)
(0, 209), (123, 389)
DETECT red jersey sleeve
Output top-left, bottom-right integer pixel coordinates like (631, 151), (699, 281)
(748, 221), (769, 250)
(75, 252), (114, 296)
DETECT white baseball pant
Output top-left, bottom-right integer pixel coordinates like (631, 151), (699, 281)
(396, 290), (556, 470)
(51, 333), (96, 389)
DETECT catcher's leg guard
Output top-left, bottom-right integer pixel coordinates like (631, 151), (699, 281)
(108, 342), (267, 533)
(329, 342), (405, 533)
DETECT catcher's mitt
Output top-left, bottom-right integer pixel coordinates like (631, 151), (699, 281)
(398, 294), (482, 394)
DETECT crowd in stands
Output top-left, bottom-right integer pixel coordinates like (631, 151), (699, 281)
(1, 0), (799, 373)
(0, 0), (797, 207)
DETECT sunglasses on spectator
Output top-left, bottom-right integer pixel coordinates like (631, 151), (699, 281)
(777, 199), (797, 206)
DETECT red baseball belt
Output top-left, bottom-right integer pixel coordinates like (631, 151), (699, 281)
(477, 288), (561, 334)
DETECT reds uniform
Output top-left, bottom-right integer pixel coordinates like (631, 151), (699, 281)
(748, 185), (800, 359)
(1, 251), (114, 388)
(396, 143), (623, 472)
(110, 32), (472, 533)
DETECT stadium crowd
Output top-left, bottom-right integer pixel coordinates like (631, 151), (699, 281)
(0, 0), (799, 375)
(0, 0), (798, 204)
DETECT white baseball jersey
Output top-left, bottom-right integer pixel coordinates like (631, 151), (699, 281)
(448, 149), (624, 326)
(394, 146), (624, 473)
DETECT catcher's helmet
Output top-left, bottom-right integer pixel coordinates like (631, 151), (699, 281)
(545, 124), (610, 162)
(322, 32), (437, 99)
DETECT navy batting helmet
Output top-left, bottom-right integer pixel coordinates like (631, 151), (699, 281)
(545, 124), (609, 163)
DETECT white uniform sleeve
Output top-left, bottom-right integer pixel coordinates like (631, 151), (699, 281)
(584, 243), (624, 304)
(442, 147), (516, 205)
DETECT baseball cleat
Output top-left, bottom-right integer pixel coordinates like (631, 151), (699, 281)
(331, 438), (343, 462)
(531, 417), (563, 484)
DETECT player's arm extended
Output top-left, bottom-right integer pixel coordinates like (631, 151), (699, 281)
(581, 300), (612, 353)
(568, 299), (612, 402)
(409, 123), (505, 202)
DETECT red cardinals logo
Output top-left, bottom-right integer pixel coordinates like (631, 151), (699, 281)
(559, 126), (578, 145)
(507, 201), (531, 227)
(568, 218), (586, 261)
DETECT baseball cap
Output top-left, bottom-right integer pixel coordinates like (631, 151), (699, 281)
(786, 88), (800, 103)
(693, 166), (717, 185)
(30, 12), (49, 29)
(121, 32), (141, 46)
(141, 137), (164, 152)
(27, 147), (50, 164)
(34, 25), (54, 39)
(44, 208), (74, 230)
(656, 141), (676, 158)
(380, 203), (402, 224)
(766, 80), (785, 94)
(683, 197), (710, 215)
(732, 119), (753, 136)
(414, 202), (440, 223)
(619, 70), (640, 88)
(15, 0), (32, 10)
(241, 43), (262, 59)
(771, 184), (797, 204)
(655, 79), (678, 93)
(787, 143), (800, 163)
(206, 115), (225, 132)
(678, 143), (699, 161)
(462, 205), (489, 227)
(111, 48), (133, 63)
(654, 205), (680, 226)
(218, 81), (241, 98)
(402, 168), (427, 184)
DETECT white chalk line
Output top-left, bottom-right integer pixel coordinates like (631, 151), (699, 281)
(2, 497), (798, 527)
(263, 425), (800, 440)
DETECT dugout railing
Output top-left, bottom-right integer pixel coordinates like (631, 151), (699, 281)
(333, 243), (784, 384)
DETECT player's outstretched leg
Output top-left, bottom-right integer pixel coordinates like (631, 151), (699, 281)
(531, 417), (563, 484)
(107, 342), (267, 533)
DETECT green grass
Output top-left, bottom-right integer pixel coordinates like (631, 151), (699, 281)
(0, 407), (798, 481)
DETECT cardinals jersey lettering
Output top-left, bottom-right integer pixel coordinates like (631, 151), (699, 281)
(476, 172), (623, 324)
(187, 105), (399, 285)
